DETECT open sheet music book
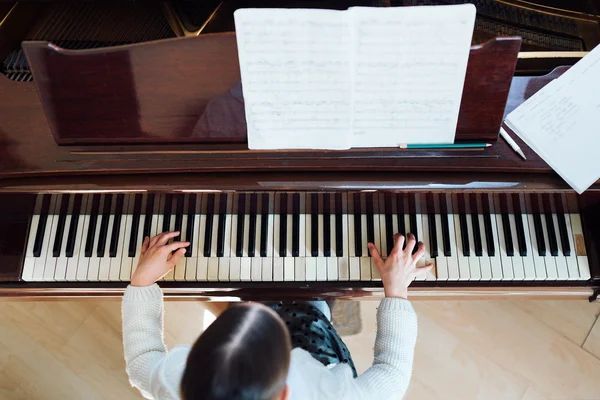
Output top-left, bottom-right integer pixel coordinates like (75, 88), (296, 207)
(505, 45), (600, 194)
(234, 5), (476, 150)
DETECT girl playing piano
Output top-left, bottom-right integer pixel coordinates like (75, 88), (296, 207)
(122, 231), (432, 400)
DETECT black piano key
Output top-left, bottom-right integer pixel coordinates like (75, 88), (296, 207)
(554, 194), (570, 256)
(128, 194), (142, 258)
(97, 194), (113, 257)
(483, 213), (495, 257)
(440, 195), (451, 257)
(530, 195), (546, 256)
(109, 194), (125, 257)
(397, 195), (406, 235)
(216, 194), (228, 258)
(335, 193), (343, 257)
(84, 195), (101, 257)
(204, 194), (215, 257)
(542, 195), (559, 257)
(323, 193), (331, 257)
(353, 193), (362, 257)
(366, 194), (375, 257)
(33, 194), (52, 257)
(501, 212), (514, 257)
(65, 194), (83, 257)
(292, 193), (300, 257)
(459, 213), (470, 257)
(311, 193), (318, 257)
(248, 193), (257, 258)
(384, 193), (394, 256)
(260, 193), (269, 257)
(162, 194), (172, 233)
(470, 195), (482, 257)
(174, 195), (184, 236)
(185, 194), (197, 257)
(142, 194), (155, 241)
(279, 193), (287, 257)
(52, 194), (70, 257)
(512, 195), (527, 256)
(427, 194), (438, 258)
(236, 194), (246, 257)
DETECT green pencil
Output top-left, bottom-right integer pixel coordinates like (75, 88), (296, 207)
(399, 143), (491, 149)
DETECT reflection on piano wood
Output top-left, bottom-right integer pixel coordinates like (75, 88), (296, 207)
(1, 190), (598, 300)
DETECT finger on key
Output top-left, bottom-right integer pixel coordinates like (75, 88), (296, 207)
(163, 241), (190, 254)
(390, 233), (405, 255)
(412, 242), (425, 262)
(141, 236), (150, 254)
(405, 233), (417, 254)
(156, 231), (181, 247)
(168, 248), (187, 267)
(368, 242), (385, 269)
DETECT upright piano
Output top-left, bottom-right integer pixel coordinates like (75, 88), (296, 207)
(1, 0), (599, 300)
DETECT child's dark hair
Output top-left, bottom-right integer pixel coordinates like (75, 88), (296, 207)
(181, 303), (291, 400)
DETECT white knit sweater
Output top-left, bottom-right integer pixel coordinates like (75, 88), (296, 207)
(122, 284), (417, 400)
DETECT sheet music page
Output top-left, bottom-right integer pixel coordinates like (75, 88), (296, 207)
(234, 9), (352, 149)
(349, 5), (476, 147)
(506, 45), (600, 194)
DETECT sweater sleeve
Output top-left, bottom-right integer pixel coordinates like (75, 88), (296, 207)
(122, 284), (169, 399)
(354, 298), (418, 400)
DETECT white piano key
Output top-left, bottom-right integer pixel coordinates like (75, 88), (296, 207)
(305, 213), (312, 257)
(477, 214), (492, 281)
(465, 214), (481, 281)
(539, 215), (558, 280)
(378, 214), (388, 258)
(327, 257), (338, 280)
(445, 212), (460, 281)
(284, 257), (295, 281)
(563, 213), (581, 280)
(299, 213), (306, 257)
(507, 214), (525, 280)
(162, 211), (176, 281)
(349, 257), (360, 281)
(339, 214), (350, 280)
(210, 213), (219, 258)
(495, 214), (514, 281)
(22, 213), (40, 281)
(109, 214), (128, 282)
(273, 257), (284, 281)
(54, 210), (73, 281)
(434, 214), (449, 281)
(371, 214), (381, 280)
(318, 214), (325, 257)
(42, 195), (62, 281)
(119, 214), (134, 281)
(348, 214), (356, 258)
(453, 215), (470, 281)
(196, 214), (208, 281)
(207, 257), (219, 280)
(295, 257), (306, 281)
(420, 214), (436, 281)
(526, 214), (547, 280)
(550, 213), (569, 281)
(518, 214), (537, 280)
(86, 218), (103, 281)
(286, 214), (293, 259)
(173, 214), (188, 281)
(360, 214), (369, 258)
(251, 257), (262, 281)
(219, 257), (231, 282)
(316, 258), (327, 281)
(33, 196), (58, 281)
(569, 213), (590, 279)
(360, 257), (371, 281)
(273, 213), (281, 257)
(240, 257), (251, 281)
(75, 213), (91, 282)
(488, 213), (504, 281)
(262, 257), (273, 281)
(306, 258), (317, 281)
(98, 214), (115, 281)
(329, 214), (336, 259)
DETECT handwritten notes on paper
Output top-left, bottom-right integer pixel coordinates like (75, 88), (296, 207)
(505, 45), (600, 193)
(234, 5), (476, 150)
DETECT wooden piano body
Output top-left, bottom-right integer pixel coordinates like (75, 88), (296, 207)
(0, 0), (599, 300)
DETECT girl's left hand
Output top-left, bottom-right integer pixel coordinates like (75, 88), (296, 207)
(130, 232), (189, 287)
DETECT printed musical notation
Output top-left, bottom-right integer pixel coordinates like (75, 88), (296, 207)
(234, 5), (476, 150)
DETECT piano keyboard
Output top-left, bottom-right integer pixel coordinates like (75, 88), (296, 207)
(21, 192), (591, 283)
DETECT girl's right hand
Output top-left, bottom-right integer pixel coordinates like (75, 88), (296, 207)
(368, 233), (433, 300)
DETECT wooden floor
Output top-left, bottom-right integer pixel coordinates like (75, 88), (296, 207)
(0, 298), (599, 400)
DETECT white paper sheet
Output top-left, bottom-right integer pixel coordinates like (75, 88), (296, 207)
(505, 45), (600, 194)
(234, 9), (352, 150)
(350, 5), (475, 147)
(234, 5), (475, 150)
